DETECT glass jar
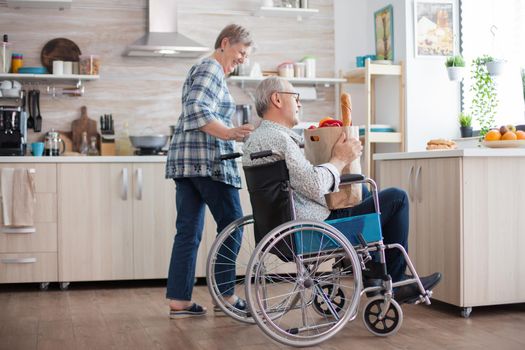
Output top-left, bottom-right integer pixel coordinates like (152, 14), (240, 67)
(278, 62), (294, 78)
(80, 131), (89, 155)
(10, 53), (23, 73)
(79, 55), (101, 75)
(87, 136), (99, 156)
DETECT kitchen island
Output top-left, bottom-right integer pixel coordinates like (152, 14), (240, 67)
(0, 156), (251, 289)
(374, 148), (525, 317)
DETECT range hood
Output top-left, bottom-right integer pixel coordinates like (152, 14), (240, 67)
(125, 0), (210, 58)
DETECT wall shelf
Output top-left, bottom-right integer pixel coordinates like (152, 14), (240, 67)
(228, 76), (345, 86)
(0, 73), (99, 83)
(253, 6), (319, 19)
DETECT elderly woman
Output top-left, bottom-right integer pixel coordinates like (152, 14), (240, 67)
(165, 24), (255, 318)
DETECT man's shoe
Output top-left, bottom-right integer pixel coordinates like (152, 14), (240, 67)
(394, 272), (442, 304)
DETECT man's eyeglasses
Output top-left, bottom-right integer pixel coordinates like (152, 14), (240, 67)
(277, 91), (300, 103)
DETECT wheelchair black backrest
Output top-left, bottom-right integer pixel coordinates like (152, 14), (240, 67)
(243, 159), (296, 261)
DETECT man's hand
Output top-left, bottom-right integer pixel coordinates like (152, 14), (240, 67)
(227, 124), (254, 141)
(329, 132), (362, 173)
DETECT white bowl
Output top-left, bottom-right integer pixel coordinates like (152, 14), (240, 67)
(0, 80), (12, 90)
(1, 89), (21, 98)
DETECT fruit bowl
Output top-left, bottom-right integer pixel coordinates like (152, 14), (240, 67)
(482, 140), (525, 148)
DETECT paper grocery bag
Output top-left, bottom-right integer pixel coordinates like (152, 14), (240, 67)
(304, 126), (362, 209)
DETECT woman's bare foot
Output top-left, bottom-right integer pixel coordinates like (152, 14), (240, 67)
(169, 299), (193, 311)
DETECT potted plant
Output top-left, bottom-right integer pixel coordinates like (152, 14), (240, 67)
(485, 56), (506, 76)
(470, 55), (499, 137)
(458, 112), (473, 138)
(445, 55), (465, 81)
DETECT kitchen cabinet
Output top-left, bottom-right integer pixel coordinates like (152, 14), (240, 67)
(379, 157), (461, 306)
(58, 163), (134, 282)
(0, 163), (58, 285)
(377, 151), (525, 316)
(58, 162), (178, 282)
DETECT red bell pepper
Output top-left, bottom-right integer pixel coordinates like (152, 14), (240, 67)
(319, 119), (343, 128)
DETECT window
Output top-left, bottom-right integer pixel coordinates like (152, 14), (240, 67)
(461, 0), (525, 127)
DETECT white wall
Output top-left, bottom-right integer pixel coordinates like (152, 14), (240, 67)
(334, 0), (462, 151)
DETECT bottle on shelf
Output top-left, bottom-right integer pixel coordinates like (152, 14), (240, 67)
(88, 136), (99, 156)
(10, 53), (23, 73)
(79, 131), (89, 155)
(1, 34), (11, 74)
(115, 121), (133, 156)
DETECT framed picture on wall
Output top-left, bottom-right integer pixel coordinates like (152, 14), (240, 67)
(374, 5), (394, 61)
(414, 0), (455, 57)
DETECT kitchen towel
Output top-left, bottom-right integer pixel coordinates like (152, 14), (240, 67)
(0, 168), (36, 227)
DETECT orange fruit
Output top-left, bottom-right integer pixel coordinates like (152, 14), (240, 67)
(484, 130), (501, 141)
(516, 130), (525, 140)
(502, 131), (517, 140)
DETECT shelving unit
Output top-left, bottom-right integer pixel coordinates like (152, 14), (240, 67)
(253, 6), (319, 20)
(344, 61), (405, 177)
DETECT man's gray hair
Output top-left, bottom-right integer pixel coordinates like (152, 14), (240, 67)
(254, 77), (287, 118)
(214, 24), (254, 49)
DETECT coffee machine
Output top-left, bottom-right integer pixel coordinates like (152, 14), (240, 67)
(0, 90), (27, 156)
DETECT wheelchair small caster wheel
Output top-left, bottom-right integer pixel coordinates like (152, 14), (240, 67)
(313, 283), (345, 317)
(362, 296), (403, 337)
(60, 282), (70, 290)
(461, 307), (472, 318)
(39, 282), (50, 290)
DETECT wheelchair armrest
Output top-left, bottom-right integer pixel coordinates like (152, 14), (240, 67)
(220, 152), (243, 161)
(340, 174), (365, 184)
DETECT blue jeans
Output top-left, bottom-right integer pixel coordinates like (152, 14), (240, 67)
(166, 177), (243, 301)
(327, 186), (409, 282)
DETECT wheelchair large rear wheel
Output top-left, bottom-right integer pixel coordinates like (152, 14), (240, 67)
(245, 220), (362, 347)
(207, 215), (256, 323)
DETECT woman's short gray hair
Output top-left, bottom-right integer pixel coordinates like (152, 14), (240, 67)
(255, 77), (287, 118)
(214, 24), (253, 49)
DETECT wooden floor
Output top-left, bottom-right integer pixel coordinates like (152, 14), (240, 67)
(0, 280), (524, 350)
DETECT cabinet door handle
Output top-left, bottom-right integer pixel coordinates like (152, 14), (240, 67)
(136, 168), (143, 200)
(415, 165), (422, 203)
(121, 168), (128, 200)
(1, 257), (37, 264)
(1, 227), (36, 234)
(407, 165), (414, 201)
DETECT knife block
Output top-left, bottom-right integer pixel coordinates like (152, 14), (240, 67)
(100, 135), (116, 156)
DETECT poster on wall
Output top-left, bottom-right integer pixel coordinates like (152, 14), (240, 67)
(374, 5), (394, 61)
(414, 0), (455, 57)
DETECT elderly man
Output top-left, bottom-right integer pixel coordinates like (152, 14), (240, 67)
(242, 77), (441, 303)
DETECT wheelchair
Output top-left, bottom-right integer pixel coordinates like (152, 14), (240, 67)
(207, 151), (433, 347)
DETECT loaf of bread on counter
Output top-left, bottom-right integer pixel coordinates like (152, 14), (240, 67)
(426, 138), (457, 150)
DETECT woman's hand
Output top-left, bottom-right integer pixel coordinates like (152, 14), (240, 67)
(227, 124), (254, 141)
(200, 120), (254, 141)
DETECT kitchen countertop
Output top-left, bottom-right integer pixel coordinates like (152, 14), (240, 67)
(374, 148), (525, 161)
(0, 156), (168, 163)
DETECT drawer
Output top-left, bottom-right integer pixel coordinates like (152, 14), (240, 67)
(0, 163), (56, 193)
(0, 252), (57, 283)
(0, 223), (57, 253)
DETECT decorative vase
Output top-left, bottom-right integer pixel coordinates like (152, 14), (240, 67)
(460, 126), (473, 138)
(447, 67), (464, 81)
(486, 60), (505, 76)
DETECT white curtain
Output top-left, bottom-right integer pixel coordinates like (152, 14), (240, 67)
(461, 0), (525, 127)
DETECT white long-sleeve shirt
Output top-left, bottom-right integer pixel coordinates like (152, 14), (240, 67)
(242, 120), (340, 221)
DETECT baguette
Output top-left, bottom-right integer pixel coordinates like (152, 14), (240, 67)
(341, 92), (352, 126)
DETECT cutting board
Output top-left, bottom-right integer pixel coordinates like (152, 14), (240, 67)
(40, 38), (82, 73)
(71, 106), (98, 152)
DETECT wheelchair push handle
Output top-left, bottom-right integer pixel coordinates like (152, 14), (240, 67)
(219, 152), (243, 161)
(340, 174), (365, 184)
(250, 150), (277, 160)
